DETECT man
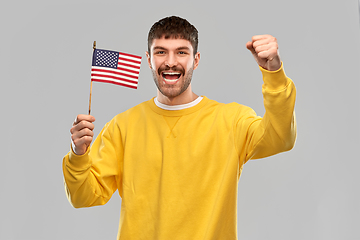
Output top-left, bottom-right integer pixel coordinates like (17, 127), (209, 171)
(63, 16), (296, 240)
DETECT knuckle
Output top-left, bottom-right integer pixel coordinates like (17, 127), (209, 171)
(77, 120), (84, 128)
(86, 129), (94, 136)
(87, 126), (94, 133)
(83, 128), (91, 135)
(255, 45), (263, 52)
(72, 138), (80, 146)
(75, 114), (87, 124)
(76, 138), (85, 146)
(79, 120), (87, 129)
(84, 136), (93, 143)
(71, 132), (79, 141)
(75, 114), (81, 122)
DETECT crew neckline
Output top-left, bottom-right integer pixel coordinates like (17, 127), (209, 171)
(154, 96), (203, 110)
(148, 96), (209, 117)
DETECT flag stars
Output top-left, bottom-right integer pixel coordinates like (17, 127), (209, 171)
(94, 50), (119, 69)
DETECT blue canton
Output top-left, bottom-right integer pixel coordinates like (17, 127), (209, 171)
(92, 49), (119, 69)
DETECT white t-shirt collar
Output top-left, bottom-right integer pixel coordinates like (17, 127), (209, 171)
(154, 96), (203, 110)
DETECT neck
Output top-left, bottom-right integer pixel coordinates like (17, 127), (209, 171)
(157, 85), (198, 106)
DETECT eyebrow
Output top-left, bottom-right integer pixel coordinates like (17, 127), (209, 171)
(153, 46), (191, 51)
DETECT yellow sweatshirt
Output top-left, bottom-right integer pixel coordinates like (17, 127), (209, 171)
(63, 65), (296, 240)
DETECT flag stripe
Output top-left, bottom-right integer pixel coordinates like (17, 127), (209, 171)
(117, 61), (141, 70)
(117, 67), (140, 75)
(92, 79), (137, 89)
(119, 52), (142, 60)
(91, 73), (138, 84)
(118, 57), (141, 65)
(91, 77), (138, 89)
(118, 55), (142, 63)
(91, 67), (139, 79)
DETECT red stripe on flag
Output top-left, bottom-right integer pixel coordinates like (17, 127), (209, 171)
(92, 68), (139, 80)
(119, 52), (142, 60)
(91, 79), (137, 89)
(117, 67), (140, 75)
(91, 73), (138, 84)
(117, 62), (140, 70)
(118, 57), (141, 65)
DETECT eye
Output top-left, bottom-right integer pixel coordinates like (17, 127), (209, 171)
(155, 51), (165, 55)
(178, 51), (188, 55)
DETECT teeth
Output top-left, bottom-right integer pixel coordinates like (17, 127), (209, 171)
(162, 72), (181, 82)
(163, 72), (181, 75)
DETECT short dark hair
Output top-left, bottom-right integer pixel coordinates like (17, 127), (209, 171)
(147, 16), (199, 56)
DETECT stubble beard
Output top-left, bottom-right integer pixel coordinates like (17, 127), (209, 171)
(151, 65), (194, 99)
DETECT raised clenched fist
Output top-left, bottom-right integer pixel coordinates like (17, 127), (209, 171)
(246, 34), (281, 71)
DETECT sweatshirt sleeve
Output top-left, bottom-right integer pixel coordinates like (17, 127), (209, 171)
(236, 63), (297, 163)
(62, 118), (123, 208)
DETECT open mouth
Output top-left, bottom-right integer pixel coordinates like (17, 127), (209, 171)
(161, 72), (182, 83)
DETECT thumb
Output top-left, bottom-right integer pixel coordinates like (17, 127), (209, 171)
(246, 41), (256, 54)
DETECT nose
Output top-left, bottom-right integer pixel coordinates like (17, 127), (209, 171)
(165, 53), (177, 68)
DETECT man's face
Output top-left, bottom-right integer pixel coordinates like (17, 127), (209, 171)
(146, 37), (200, 99)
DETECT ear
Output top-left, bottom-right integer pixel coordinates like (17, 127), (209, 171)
(193, 52), (200, 70)
(145, 51), (152, 69)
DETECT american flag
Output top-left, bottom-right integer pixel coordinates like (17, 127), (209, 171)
(91, 48), (142, 89)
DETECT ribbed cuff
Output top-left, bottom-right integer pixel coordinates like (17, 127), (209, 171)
(67, 145), (91, 170)
(260, 62), (290, 91)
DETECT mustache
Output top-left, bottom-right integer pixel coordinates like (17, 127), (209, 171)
(157, 65), (185, 75)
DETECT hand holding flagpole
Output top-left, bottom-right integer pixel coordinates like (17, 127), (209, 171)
(71, 42), (141, 155)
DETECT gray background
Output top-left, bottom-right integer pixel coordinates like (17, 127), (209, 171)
(1, 0), (359, 239)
